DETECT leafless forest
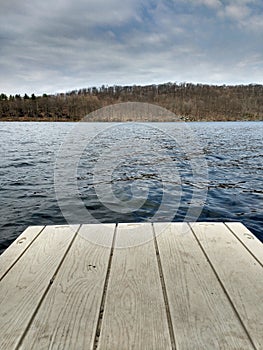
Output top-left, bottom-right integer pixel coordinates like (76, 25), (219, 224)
(0, 82), (262, 121)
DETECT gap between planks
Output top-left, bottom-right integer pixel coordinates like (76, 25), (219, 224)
(1, 222), (262, 350)
(224, 222), (263, 268)
(0, 226), (46, 282)
(188, 223), (257, 350)
(92, 223), (118, 350)
(15, 225), (82, 350)
(152, 223), (176, 350)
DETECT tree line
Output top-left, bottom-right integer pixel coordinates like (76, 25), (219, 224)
(0, 82), (262, 121)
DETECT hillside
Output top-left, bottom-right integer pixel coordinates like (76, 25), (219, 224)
(0, 82), (263, 121)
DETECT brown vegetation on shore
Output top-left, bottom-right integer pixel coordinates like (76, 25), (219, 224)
(0, 82), (263, 121)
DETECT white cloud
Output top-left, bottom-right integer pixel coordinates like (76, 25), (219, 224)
(195, 0), (222, 8)
(216, 1), (263, 31)
(224, 4), (251, 20)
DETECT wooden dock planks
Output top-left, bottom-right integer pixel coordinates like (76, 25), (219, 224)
(0, 225), (44, 281)
(97, 223), (171, 350)
(190, 222), (263, 350)
(0, 225), (79, 349)
(0, 222), (262, 350)
(154, 222), (255, 350)
(19, 224), (115, 350)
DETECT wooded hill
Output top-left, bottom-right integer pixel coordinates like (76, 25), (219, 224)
(0, 82), (263, 121)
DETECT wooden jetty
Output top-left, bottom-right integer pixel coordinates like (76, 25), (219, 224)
(0, 222), (262, 349)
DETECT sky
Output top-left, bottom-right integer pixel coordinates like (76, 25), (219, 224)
(0, 0), (263, 95)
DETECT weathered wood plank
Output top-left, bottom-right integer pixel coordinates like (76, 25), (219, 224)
(19, 224), (115, 350)
(0, 226), (44, 280)
(112, 222), (155, 248)
(0, 222), (262, 350)
(225, 222), (263, 266)
(190, 222), (263, 350)
(97, 223), (171, 350)
(154, 222), (254, 350)
(0, 225), (79, 350)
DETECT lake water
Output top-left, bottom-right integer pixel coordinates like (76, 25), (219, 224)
(0, 121), (262, 254)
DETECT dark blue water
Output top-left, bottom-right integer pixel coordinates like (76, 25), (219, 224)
(0, 121), (262, 254)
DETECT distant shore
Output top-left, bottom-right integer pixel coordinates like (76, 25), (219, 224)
(0, 117), (262, 122)
(1, 82), (263, 122)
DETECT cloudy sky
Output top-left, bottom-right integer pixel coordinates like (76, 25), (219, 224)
(0, 0), (263, 95)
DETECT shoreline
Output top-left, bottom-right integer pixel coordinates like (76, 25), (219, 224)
(0, 118), (262, 122)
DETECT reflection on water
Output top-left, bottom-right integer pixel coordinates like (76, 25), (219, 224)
(0, 121), (262, 254)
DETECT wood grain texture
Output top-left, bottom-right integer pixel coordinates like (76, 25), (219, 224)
(19, 224), (115, 350)
(190, 222), (263, 350)
(0, 226), (44, 280)
(0, 222), (262, 350)
(112, 222), (156, 248)
(97, 223), (171, 350)
(0, 225), (78, 350)
(154, 222), (254, 350)
(225, 222), (263, 266)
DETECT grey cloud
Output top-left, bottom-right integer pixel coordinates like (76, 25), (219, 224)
(0, 0), (263, 95)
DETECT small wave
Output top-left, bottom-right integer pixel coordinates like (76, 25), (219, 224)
(12, 162), (35, 168)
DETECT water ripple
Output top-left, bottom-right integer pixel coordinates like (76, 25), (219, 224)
(0, 121), (262, 254)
